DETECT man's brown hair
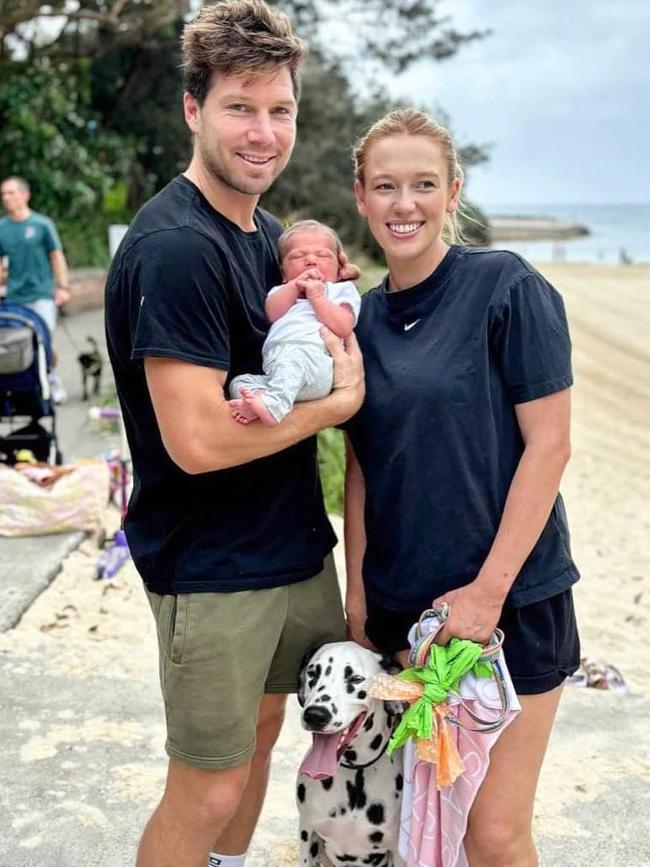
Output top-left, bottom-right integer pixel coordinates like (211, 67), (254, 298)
(181, 0), (306, 105)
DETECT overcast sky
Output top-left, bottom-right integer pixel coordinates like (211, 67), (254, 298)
(381, 0), (650, 207)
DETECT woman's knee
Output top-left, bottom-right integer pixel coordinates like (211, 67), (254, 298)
(465, 817), (536, 867)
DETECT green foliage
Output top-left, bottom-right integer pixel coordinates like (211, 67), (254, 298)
(0, 58), (131, 216)
(0, 57), (134, 264)
(318, 427), (345, 516)
(89, 20), (190, 208)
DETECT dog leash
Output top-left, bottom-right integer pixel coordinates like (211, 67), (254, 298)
(370, 607), (513, 787)
(410, 607), (511, 734)
(339, 722), (395, 771)
(57, 315), (83, 352)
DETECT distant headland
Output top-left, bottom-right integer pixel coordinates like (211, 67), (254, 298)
(488, 216), (590, 242)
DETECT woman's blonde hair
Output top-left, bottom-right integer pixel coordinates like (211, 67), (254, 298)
(353, 108), (466, 244)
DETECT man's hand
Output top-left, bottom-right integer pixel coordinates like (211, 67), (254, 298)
(433, 580), (505, 647)
(55, 287), (71, 306)
(338, 250), (360, 283)
(320, 327), (364, 419)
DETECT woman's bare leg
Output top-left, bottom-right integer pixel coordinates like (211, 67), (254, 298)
(464, 685), (564, 867)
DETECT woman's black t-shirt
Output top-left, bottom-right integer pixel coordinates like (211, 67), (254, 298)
(346, 245), (579, 610)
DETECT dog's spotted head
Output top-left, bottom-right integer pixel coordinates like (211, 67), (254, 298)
(298, 641), (383, 734)
(298, 641), (404, 780)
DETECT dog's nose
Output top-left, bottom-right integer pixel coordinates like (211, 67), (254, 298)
(303, 705), (332, 730)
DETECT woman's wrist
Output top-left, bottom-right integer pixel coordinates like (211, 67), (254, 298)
(473, 566), (514, 604)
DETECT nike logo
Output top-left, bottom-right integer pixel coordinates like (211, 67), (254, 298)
(403, 319), (421, 332)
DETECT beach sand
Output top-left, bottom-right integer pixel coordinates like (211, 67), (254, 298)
(1, 262), (648, 863)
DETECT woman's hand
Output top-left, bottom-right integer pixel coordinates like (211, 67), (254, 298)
(346, 590), (378, 651)
(433, 579), (505, 647)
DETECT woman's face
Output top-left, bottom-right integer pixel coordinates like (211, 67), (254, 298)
(354, 134), (461, 277)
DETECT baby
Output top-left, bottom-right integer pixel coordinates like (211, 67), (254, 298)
(228, 220), (360, 426)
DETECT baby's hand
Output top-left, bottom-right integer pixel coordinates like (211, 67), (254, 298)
(284, 269), (323, 299)
(283, 277), (304, 298)
(299, 278), (327, 301)
(297, 268), (324, 283)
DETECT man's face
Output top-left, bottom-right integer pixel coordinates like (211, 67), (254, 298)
(1, 180), (30, 216)
(184, 66), (297, 198)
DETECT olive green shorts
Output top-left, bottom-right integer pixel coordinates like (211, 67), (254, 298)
(145, 554), (346, 770)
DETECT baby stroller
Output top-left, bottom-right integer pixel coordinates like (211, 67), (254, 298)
(0, 301), (63, 465)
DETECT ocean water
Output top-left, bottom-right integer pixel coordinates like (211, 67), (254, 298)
(485, 202), (650, 265)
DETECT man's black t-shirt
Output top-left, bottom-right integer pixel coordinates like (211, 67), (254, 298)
(346, 245), (579, 611)
(105, 175), (336, 594)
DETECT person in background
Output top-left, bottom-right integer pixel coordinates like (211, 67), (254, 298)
(0, 176), (70, 403)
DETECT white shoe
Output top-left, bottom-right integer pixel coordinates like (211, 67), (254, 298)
(49, 371), (68, 405)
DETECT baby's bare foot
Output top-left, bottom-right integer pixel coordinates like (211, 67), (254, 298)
(240, 388), (278, 427)
(228, 398), (257, 424)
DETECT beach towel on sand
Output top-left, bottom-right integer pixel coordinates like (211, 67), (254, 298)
(373, 614), (521, 867)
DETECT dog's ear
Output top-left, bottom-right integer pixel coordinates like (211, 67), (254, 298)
(379, 655), (406, 719)
(379, 655), (403, 676)
(296, 644), (319, 707)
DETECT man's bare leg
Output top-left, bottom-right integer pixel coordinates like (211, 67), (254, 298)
(211, 694), (287, 856)
(211, 694), (287, 857)
(136, 758), (250, 867)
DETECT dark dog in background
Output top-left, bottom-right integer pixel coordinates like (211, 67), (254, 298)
(78, 336), (103, 400)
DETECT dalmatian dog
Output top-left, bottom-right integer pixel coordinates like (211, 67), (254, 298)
(296, 641), (406, 867)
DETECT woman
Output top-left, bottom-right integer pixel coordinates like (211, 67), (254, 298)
(344, 109), (580, 866)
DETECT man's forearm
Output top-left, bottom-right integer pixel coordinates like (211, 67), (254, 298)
(171, 388), (359, 475)
(50, 250), (69, 288)
(146, 331), (364, 475)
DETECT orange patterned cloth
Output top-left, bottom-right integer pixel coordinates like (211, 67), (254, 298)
(370, 672), (466, 789)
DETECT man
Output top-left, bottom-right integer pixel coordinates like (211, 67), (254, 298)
(104, 3), (364, 867)
(0, 176), (70, 403)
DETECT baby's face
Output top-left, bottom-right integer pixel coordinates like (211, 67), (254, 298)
(281, 229), (340, 283)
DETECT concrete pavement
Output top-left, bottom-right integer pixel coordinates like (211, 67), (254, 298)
(0, 306), (114, 631)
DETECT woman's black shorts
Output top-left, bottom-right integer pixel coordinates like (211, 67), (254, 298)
(365, 588), (581, 695)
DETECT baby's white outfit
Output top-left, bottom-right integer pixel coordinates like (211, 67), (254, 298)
(229, 280), (360, 424)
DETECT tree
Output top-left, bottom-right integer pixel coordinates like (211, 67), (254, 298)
(272, 0), (487, 76)
(0, 1), (190, 60)
(0, 0), (490, 261)
(0, 59), (126, 216)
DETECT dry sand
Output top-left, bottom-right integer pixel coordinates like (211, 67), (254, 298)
(1, 262), (648, 863)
